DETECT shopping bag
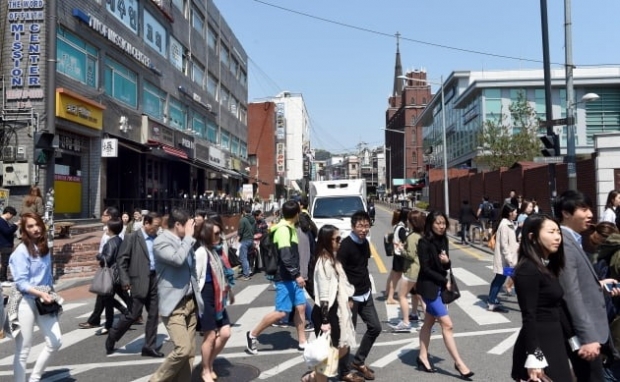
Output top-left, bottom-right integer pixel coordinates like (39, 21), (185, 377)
(315, 345), (339, 377)
(303, 331), (331, 367)
(89, 259), (114, 296)
(502, 266), (514, 276)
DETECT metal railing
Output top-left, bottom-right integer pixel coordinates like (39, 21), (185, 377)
(102, 198), (278, 217)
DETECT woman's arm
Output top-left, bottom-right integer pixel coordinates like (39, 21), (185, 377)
(417, 239), (448, 286)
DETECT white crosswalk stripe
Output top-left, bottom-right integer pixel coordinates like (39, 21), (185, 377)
(452, 267), (489, 286)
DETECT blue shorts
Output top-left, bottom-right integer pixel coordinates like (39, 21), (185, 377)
(275, 280), (306, 313)
(423, 290), (449, 318)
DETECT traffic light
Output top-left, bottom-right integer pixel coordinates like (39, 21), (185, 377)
(33, 131), (56, 165)
(539, 134), (557, 157)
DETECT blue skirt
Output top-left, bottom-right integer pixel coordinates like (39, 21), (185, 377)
(423, 290), (448, 318)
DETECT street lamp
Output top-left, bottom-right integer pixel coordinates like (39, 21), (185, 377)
(397, 75), (449, 217)
(566, 92), (600, 190)
(382, 128), (406, 199)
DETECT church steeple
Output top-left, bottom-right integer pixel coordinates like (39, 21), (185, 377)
(392, 32), (403, 97)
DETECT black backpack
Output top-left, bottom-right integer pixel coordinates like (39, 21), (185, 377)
(383, 232), (395, 257)
(482, 202), (493, 218)
(262, 226), (293, 276)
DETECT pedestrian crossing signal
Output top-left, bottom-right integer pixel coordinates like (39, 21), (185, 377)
(34, 148), (52, 165)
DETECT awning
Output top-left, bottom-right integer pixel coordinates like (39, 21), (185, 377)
(191, 159), (241, 179)
(161, 145), (188, 159)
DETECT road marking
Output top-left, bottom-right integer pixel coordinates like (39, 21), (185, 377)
(372, 337), (420, 368)
(227, 306), (276, 348)
(488, 328), (520, 355)
(453, 290), (510, 325)
(370, 242), (387, 274)
(451, 267), (489, 286)
(234, 283), (270, 305)
(257, 355), (305, 379)
(107, 322), (168, 357)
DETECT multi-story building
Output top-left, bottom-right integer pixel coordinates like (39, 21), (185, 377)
(0, 0), (249, 217)
(247, 101), (277, 201)
(417, 67), (620, 170)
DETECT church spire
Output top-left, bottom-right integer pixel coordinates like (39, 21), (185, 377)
(392, 32), (403, 97)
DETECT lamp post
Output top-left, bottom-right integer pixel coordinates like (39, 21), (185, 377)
(382, 128), (406, 199)
(566, 91), (600, 190)
(397, 75), (449, 216)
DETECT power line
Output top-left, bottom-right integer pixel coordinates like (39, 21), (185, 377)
(252, 0), (620, 68)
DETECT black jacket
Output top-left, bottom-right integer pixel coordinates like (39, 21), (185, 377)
(97, 235), (123, 267)
(416, 235), (451, 300)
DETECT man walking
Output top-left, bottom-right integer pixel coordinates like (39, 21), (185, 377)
(476, 196), (493, 241)
(237, 205), (256, 280)
(0, 206), (17, 285)
(246, 200), (307, 354)
(555, 190), (612, 381)
(338, 210), (380, 381)
(149, 208), (203, 382)
(106, 212), (163, 357)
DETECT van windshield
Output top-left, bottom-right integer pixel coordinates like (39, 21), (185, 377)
(312, 197), (365, 219)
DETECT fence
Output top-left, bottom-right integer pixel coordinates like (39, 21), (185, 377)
(102, 197), (277, 217)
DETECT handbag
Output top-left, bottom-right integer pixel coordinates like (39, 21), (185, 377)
(303, 331), (331, 367)
(441, 269), (461, 304)
(35, 298), (61, 315)
(315, 343), (339, 377)
(89, 258), (114, 296)
(227, 247), (241, 268)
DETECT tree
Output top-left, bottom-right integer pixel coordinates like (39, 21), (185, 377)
(477, 91), (541, 170)
(314, 149), (332, 161)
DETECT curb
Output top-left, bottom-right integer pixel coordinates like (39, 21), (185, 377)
(54, 276), (93, 292)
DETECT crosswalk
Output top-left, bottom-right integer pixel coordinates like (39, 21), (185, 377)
(0, 259), (521, 381)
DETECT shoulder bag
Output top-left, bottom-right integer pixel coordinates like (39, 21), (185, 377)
(89, 257), (114, 296)
(441, 268), (461, 304)
(35, 298), (61, 315)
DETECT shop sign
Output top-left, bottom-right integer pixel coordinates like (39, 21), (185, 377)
(101, 138), (118, 158)
(143, 9), (166, 57)
(276, 102), (286, 140)
(231, 158), (241, 171)
(6, 0), (44, 105)
(276, 143), (285, 173)
(195, 144), (208, 162)
(208, 146), (224, 166)
(72, 8), (151, 68)
(105, 0), (138, 34)
(174, 131), (195, 159)
(55, 89), (105, 130)
(58, 132), (84, 153)
(144, 118), (174, 146)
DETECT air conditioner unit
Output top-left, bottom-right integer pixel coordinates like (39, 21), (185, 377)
(2, 146), (14, 160)
(2, 163), (30, 187)
(16, 146), (26, 161)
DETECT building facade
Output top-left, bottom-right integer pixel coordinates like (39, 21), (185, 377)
(0, 0), (249, 217)
(247, 101), (277, 201)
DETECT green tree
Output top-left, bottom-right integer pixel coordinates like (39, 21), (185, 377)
(314, 149), (332, 161)
(477, 92), (541, 170)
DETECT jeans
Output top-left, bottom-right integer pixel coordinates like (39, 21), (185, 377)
(238, 240), (253, 277)
(460, 223), (471, 243)
(351, 296), (381, 365)
(487, 274), (507, 305)
(14, 298), (62, 382)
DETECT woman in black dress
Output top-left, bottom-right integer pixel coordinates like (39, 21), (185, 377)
(511, 214), (572, 381)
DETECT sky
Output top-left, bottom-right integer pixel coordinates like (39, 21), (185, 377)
(214, 0), (620, 154)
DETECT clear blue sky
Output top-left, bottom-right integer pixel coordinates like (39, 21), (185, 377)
(214, 0), (620, 154)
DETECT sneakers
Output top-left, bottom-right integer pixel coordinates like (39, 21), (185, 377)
(297, 342), (307, 351)
(487, 303), (509, 313)
(271, 320), (293, 328)
(240, 275), (252, 281)
(246, 331), (258, 355)
(1, 281), (12, 287)
(78, 322), (99, 329)
(389, 320), (412, 332)
(304, 322), (315, 332)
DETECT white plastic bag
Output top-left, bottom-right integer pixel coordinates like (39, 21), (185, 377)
(303, 331), (331, 367)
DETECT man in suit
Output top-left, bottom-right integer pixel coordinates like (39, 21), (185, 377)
(149, 208), (203, 382)
(106, 212), (163, 357)
(555, 190), (614, 381)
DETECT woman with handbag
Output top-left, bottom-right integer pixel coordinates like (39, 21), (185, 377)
(9, 213), (62, 382)
(303, 224), (359, 382)
(196, 218), (235, 382)
(416, 210), (474, 379)
(511, 214), (572, 382)
(486, 204), (519, 313)
(384, 208), (409, 304)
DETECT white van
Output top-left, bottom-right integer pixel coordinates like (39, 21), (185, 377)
(309, 179), (368, 239)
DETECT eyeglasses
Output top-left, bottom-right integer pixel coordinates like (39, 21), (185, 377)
(355, 224), (371, 230)
(333, 236), (341, 243)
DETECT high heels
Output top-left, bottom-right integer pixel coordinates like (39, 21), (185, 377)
(454, 363), (474, 379)
(416, 356), (437, 373)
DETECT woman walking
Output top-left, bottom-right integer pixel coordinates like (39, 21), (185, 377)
(9, 213), (62, 382)
(20, 186), (44, 217)
(384, 208), (409, 304)
(511, 214), (572, 381)
(304, 224), (359, 382)
(486, 204), (518, 313)
(389, 210), (426, 331)
(196, 219), (235, 382)
(601, 190), (620, 224)
(416, 210), (474, 379)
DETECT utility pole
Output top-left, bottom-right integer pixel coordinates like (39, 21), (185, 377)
(565, 0), (577, 191)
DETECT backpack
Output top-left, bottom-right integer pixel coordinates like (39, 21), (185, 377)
(481, 202), (493, 218)
(383, 232), (395, 257)
(262, 226), (293, 277)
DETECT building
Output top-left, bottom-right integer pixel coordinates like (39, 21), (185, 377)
(384, 39), (431, 195)
(247, 101), (277, 201)
(417, 67), (620, 170)
(0, 0), (249, 217)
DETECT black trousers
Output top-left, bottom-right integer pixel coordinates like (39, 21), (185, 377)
(0, 247), (12, 281)
(87, 285), (131, 327)
(350, 296), (381, 365)
(108, 272), (159, 351)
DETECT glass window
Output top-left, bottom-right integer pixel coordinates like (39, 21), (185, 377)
(169, 36), (184, 72)
(231, 136), (239, 155)
(240, 142), (247, 159)
(484, 88), (502, 123)
(191, 7), (204, 32)
(220, 130), (230, 150)
(207, 73), (218, 98)
(240, 69), (247, 88)
(229, 97), (238, 117)
(220, 87), (229, 108)
(220, 44), (229, 68)
(104, 57), (137, 107)
(142, 81), (166, 120)
(143, 10), (167, 57)
(168, 97), (186, 130)
(172, 0), (185, 12)
(509, 88), (526, 102)
(239, 105), (247, 124)
(192, 113), (205, 137)
(207, 26), (218, 51)
(231, 57), (239, 78)
(207, 120), (218, 144)
(192, 61), (205, 87)
(57, 27), (98, 88)
(106, 0), (138, 34)
(535, 89), (546, 120)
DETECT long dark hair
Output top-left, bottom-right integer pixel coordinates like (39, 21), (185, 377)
(605, 190), (620, 210)
(516, 214), (565, 277)
(20, 212), (49, 257)
(314, 224), (339, 264)
(423, 210), (449, 240)
(493, 203), (517, 234)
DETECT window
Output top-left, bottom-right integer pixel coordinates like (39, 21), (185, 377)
(240, 142), (247, 159)
(172, 0), (185, 12)
(240, 69), (247, 88)
(207, 120), (218, 144)
(104, 58), (137, 107)
(143, 10), (167, 57)
(207, 73), (218, 98)
(220, 87), (229, 108)
(220, 44), (229, 68)
(231, 57), (239, 78)
(57, 27), (98, 88)
(535, 89), (546, 121)
(142, 82), (166, 120)
(231, 136), (239, 156)
(229, 97), (238, 117)
(220, 130), (230, 150)
(168, 97), (187, 130)
(207, 26), (218, 52)
(484, 88), (502, 123)
(192, 113), (205, 137)
(239, 105), (247, 124)
(106, 0), (138, 34)
(192, 61), (205, 87)
(191, 7), (204, 32)
(585, 88), (620, 145)
(169, 36), (184, 72)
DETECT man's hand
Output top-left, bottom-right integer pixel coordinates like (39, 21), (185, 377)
(296, 276), (305, 288)
(578, 342), (601, 361)
(185, 218), (195, 238)
(123, 284), (131, 291)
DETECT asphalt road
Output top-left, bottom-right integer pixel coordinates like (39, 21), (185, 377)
(0, 205), (520, 381)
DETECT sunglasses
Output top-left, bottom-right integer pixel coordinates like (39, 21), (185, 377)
(333, 236), (341, 243)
